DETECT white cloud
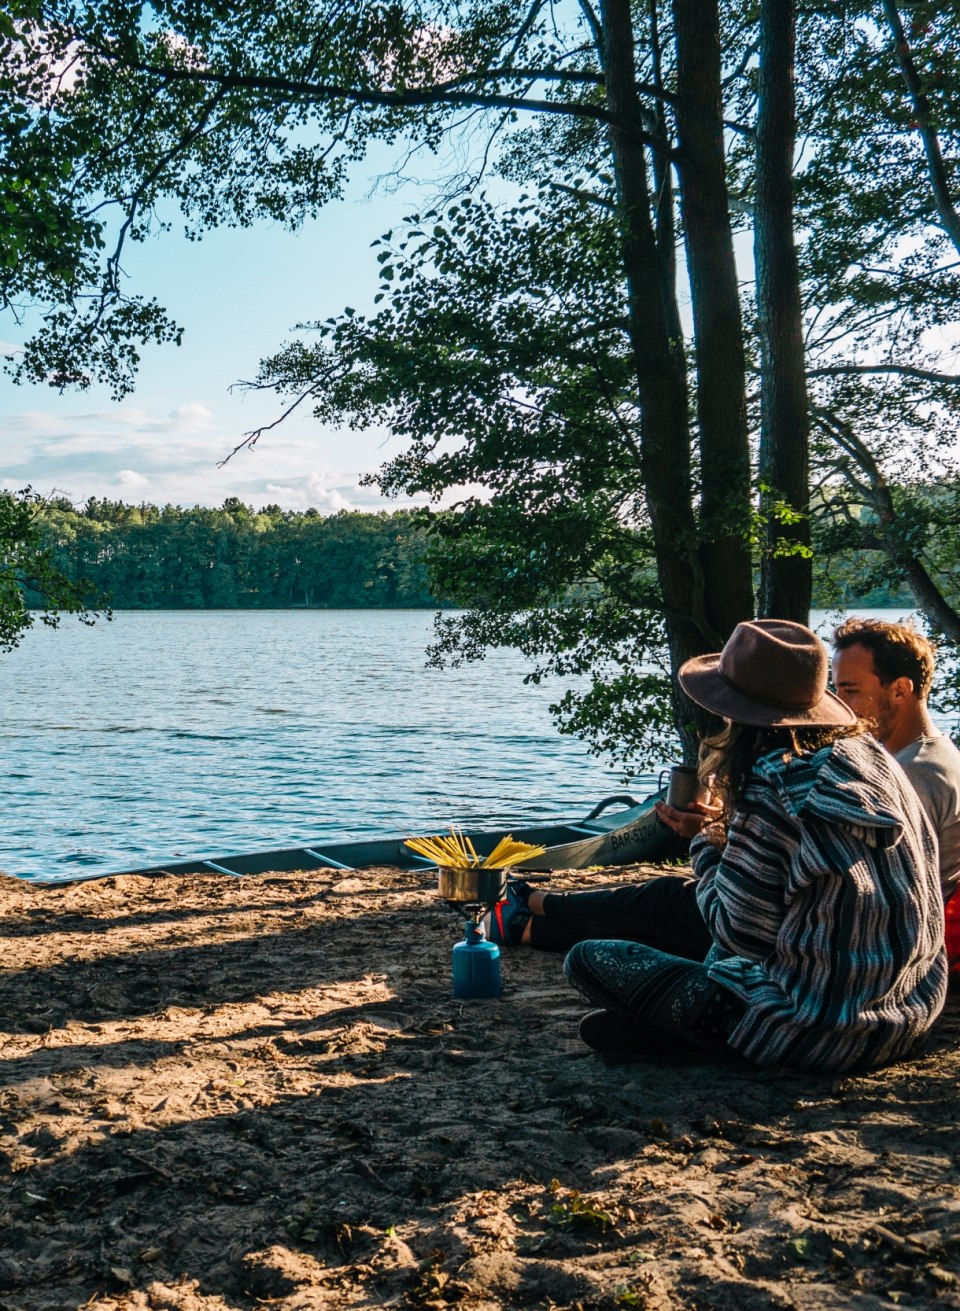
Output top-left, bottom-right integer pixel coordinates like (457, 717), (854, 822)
(2, 403), (217, 449)
(265, 478), (349, 512)
(0, 394), (429, 512)
(137, 402), (217, 433)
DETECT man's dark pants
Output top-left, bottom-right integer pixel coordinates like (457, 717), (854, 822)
(532, 874), (712, 960)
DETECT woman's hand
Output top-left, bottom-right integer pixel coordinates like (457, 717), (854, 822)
(654, 797), (724, 841)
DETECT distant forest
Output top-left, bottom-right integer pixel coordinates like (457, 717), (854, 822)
(30, 497), (913, 611)
(31, 498), (439, 609)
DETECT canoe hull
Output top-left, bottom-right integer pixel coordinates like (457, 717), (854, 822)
(14, 792), (686, 885)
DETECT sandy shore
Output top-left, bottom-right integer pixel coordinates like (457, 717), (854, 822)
(0, 863), (958, 1311)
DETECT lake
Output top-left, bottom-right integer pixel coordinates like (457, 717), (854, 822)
(1, 606), (937, 882)
(0, 610), (654, 880)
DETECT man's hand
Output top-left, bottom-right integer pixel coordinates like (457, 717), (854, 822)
(654, 797), (724, 841)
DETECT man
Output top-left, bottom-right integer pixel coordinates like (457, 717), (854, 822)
(488, 616), (960, 954)
(832, 617), (960, 902)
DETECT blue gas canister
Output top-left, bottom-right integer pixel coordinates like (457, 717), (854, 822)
(452, 920), (501, 998)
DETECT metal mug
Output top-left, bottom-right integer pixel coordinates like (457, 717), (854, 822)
(659, 765), (710, 811)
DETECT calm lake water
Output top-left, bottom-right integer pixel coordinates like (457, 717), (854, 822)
(1, 607), (941, 882)
(0, 610), (653, 880)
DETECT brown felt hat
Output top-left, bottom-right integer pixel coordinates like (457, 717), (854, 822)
(679, 619), (857, 728)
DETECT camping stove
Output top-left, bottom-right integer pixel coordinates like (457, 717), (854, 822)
(436, 865), (505, 998)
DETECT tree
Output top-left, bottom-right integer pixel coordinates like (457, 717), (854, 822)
(37, 499), (438, 609)
(792, 1), (960, 648)
(754, 0), (811, 620)
(0, 488), (103, 649)
(0, 1), (766, 756)
(0, 4), (182, 397)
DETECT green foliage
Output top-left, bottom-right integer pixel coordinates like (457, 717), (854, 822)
(790, 3), (960, 598)
(0, 488), (104, 651)
(1, 0), (581, 395)
(34, 500), (439, 609)
(547, 1179), (616, 1234)
(811, 549), (914, 610)
(0, 5), (184, 396)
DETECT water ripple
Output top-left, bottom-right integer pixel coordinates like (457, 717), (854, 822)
(0, 610), (656, 879)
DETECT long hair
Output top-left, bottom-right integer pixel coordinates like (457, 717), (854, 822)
(699, 720), (866, 819)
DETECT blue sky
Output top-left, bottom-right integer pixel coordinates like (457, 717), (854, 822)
(0, 149), (446, 512)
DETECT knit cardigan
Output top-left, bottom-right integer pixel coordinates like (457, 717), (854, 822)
(692, 734), (947, 1073)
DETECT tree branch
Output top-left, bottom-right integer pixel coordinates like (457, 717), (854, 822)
(547, 180), (614, 208)
(84, 42), (676, 157)
(808, 362), (960, 386)
(577, 0), (605, 54)
(99, 90), (227, 310)
(882, 0), (960, 257)
(225, 372), (333, 462)
(813, 405), (960, 639)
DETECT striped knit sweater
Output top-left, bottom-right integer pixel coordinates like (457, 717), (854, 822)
(692, 734), (947, 1073)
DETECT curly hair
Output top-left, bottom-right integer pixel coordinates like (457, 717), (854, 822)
(832, 617), (935, 700)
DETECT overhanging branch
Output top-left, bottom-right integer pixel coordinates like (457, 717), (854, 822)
(84, 41), (676, 157)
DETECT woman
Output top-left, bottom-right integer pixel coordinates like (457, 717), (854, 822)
(565, 619), (947, 1073)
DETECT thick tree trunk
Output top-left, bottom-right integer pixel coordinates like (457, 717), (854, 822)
(755, 0), (812, 621)
(672, 0), (755, 642)
(601, 0), (711, 757)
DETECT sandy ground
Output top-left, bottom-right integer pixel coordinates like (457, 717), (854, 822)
(0, 862), (958, 1311)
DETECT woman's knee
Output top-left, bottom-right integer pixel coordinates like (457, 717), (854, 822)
(562, 940), (591, 986)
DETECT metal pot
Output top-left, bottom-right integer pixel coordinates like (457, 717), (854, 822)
(437, 865), (508, 907)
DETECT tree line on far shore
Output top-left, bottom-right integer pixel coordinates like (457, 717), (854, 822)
(27, 496), (913, 612)
(28, 498), (438, 610)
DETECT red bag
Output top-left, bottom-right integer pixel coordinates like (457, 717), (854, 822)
(945, 890), (960, 977)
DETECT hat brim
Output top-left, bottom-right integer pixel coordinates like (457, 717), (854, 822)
(679, 654), (858, 728)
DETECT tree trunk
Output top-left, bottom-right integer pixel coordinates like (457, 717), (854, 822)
(647, 0), (685, 359)
(755, 0), (812, 621)
(882, 0), (960, 258)
(672, 0), (755, 642)
(601, 0), (713, 757)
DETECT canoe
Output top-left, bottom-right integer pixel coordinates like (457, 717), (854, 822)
(21, 791), (687, 886)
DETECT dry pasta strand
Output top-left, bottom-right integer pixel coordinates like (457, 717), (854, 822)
(404, 831), (546, 869)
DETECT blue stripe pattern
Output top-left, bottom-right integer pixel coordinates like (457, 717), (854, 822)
(693, 735), (947, 1073)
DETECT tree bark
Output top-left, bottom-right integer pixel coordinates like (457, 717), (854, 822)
(755, 0), (812, 621)
(601, 0), (710, 756)
(882, 0), (960, 258)
(672, 0), (755, 642)
(647, 0), (685, 358)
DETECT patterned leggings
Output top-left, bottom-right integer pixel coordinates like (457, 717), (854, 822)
(563, 939), (747, 1055)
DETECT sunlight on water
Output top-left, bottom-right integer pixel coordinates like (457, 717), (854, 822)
(0, 611), (653, 879)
